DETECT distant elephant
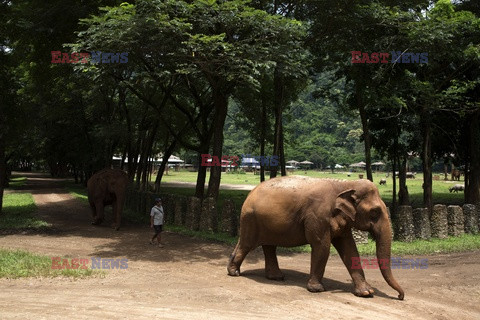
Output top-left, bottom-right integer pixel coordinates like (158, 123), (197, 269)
(451, 169), (461, 181)
(227, 176), (404, 300)
(87, 168), (128, 230)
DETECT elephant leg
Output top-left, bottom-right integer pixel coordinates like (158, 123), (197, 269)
(89, 202), (97, 221)
(227, 240), (255, 277)
(228, 211), (258, 276)
(262, 245), (284, 280)
(332, 234), (374, 297)
(112, 200), (122, 230)
(92, 201), (104, 225)
(306, 237), (331, 293)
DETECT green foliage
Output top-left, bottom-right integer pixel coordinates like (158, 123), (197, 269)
(284, 73), (364, 168)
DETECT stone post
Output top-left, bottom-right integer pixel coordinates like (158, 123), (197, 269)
(186, 197), (201, 231)
(394, 205), (415, 242)
(413, 208), (431, 240)
(221, 199), (237, 236)
(447, 205), (464, 236)
(174, 196), (185, 226)
(431, 204), (448, 239)
(352, 228), (368, 244)
(463, 204), (479, 234)
(199, 197), (216, 232)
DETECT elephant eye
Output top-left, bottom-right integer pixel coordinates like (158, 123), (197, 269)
(370, 208), (381, 221)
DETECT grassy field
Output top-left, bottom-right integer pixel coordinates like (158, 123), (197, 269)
(7, 176), (27, 189)
(0, 193), (50, 229)
(0, 249), (99, 278)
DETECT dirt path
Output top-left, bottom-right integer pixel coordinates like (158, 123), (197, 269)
(0, 173), (479, 319)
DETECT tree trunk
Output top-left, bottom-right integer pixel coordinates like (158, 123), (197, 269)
(0, 134), (5, 214)
(207, 87), (228, 200)
(155, 138), (176, 192)
(465, 110), (480, 204)
(279, 122), (286, 176)
(398, 154), (409, 206)
(358, 105), (373, 182)
(271, 66), (285, 179)
(260, 88), (267, 182)
(135, 130), (147, 190)
(195, 151), (208, 198)
(391, 149), (397, 218)
(421, 107), (433, 213)
(444, 162), (448, 181)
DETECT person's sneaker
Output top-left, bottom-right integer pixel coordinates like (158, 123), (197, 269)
(158, 243), (164, 248)
(149, 241), (155, 245)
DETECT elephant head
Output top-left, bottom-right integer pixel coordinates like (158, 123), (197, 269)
(335, 180), (404, 300)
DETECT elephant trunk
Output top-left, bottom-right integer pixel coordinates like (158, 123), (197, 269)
(373, 222), (405, 300)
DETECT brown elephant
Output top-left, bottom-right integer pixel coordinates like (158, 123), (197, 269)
(227, 176), (404, 300)
(87, 168), (128, 230)
(451, 169), (461, 181)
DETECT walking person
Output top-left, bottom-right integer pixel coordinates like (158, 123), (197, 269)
(150, 198), (165, 247)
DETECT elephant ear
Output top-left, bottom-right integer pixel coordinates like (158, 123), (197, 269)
(334, 189), (357, 222)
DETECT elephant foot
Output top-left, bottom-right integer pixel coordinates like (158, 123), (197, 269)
(91, 218), (103, 226)
(227, 266), (240, 277)
(307, 280), (325, 293)
(353, 282), (375, 297)
(227, 261), (240, 276)
(265, 270), (284, 281)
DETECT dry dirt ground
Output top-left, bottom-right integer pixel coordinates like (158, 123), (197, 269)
(0, 173), (479, 319)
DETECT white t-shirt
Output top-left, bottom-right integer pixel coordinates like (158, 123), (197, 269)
(150, 205), (164, 225)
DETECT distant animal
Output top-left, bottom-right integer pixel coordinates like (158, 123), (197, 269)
(87, 168), (128, 230)
(406, 172), (416, 179)
(449, 184), (465, 193)
(379, 178), (387, 185)
(451, 169), (461, 181)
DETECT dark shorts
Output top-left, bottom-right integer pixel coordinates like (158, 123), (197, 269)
(153, 225), (163, 234)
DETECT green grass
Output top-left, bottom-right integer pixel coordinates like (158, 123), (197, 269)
(165, 224), (480, 256)
(68, 185), (88, 201)
(356, 233), (480, 256)
(0, 193), (50, 229)
(7, 176), (27, 189)
(166, 225), (238, 245)
(0, 249), (99, 278)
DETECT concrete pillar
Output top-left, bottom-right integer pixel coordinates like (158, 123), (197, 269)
(186, 197), (201, 231)
(413, 208), (431, 240)
(431, 204), (448, 239)
(463, 204), (479, 234)
(447, 205), (464, 236)
(395, 205), (415, 242)
(352, 228), (368, 244)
